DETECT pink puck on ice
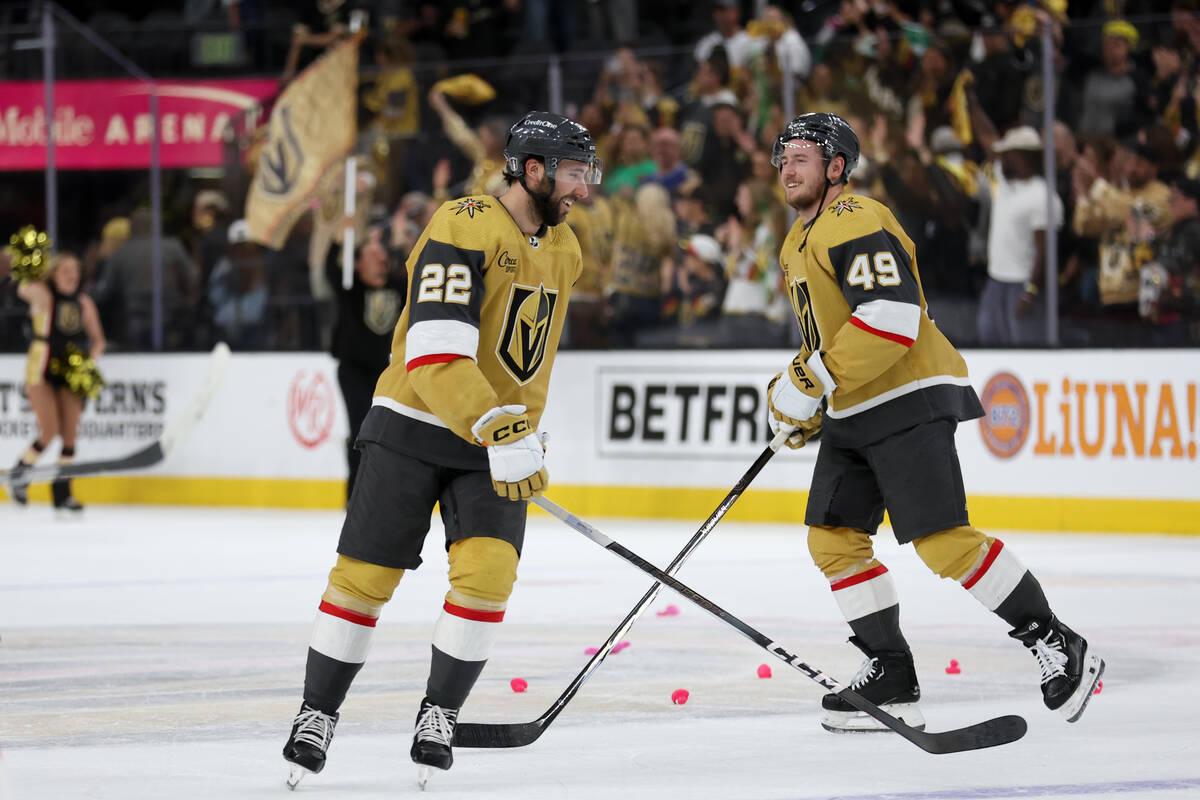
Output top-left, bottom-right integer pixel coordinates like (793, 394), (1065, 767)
(584, 647), (599, 655)
(671, 688), (689, 705)
(1094, 680), (1103, 694)
(945, 659), (961, 675)
(612, 641), (631, 654)
(510, 678), (528, 693)
(757, 663), (772, 679)
(655, 604), (681, 617)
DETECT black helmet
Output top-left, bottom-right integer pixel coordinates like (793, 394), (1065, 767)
(504, 111), (603, 184)
(771, 112), (860, 184)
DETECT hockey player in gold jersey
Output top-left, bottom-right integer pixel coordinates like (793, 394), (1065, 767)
(283, 111), (602, 789)
(766, 113), (1103, 733)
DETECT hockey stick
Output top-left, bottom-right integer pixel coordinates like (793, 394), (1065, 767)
(454, 428), (794, 748)
(1, 342), (231, 488)
(530, 495), (1029, 755)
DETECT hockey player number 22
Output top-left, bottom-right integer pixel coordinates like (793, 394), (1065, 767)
(417, 263), (473, 304)
(846, 252), (900, 291)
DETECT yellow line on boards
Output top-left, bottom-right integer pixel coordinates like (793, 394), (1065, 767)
(3, 478), (1196, 535)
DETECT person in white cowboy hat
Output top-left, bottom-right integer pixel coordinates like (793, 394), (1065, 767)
(974, 121), (1065, 346)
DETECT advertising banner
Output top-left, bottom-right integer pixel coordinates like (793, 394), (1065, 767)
(0, 78), (277, 170)
(1, 349), (1195, 530)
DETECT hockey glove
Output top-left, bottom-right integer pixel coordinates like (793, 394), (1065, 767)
(471, 405), (548, 501)
(769, 350), (837, 431)
(766, 374), (823, 449)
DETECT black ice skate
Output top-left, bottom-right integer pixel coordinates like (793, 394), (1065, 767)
(52, 481), (83, 516)
(411, 696), (459, 790)
(1009, 615), (1104, 723)
(821, 636), (926, 733)
(8, 462), (29, 506)
(283, 702), (339, 790)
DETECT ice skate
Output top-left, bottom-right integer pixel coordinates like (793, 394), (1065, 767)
(411, 697), (458, 789)
(1010, 615), (1104, 722)
(282, 702), (338, 789)
(821, 636), (925, 732)
(52, 480), (83, 517)
(8, 462), (29, 506)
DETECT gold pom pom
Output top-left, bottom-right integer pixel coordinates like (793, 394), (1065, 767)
(6, 225), (52, 284)
(49, 343), (104, 400)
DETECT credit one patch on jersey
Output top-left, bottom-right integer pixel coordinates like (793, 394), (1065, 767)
(497, 282), (558, 384)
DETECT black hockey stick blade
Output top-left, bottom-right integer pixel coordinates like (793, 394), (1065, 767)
(835, 688), (1027, 754)
(451, 429), (793, 749)
(533, 495), (1028, 755)
(2, 342), (231, 488)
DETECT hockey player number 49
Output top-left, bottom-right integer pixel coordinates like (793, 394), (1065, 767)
(846, 252), (901, 291)
(417, 263), (472, 304)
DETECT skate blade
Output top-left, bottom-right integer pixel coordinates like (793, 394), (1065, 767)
(286, 765), (310, 790)
(417, 765), (435, 790)
(820, 702), (926, 733)
(1061, 653), (1105, 723)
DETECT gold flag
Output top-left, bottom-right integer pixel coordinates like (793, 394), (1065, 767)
(246, 34), (362, 249)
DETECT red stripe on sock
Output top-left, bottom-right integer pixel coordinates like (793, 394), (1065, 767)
(318, 600), (378, 627)
(961, 540), (1005, 590)
(444, 601), (505, 623)
(407, 353), (466, 371)
(830, 563), (889, 591)
(849, 316), (915, 347)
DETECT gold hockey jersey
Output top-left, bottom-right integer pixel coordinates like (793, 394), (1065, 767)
(366, 195), (582, 468)
(780, 193), (982, 448)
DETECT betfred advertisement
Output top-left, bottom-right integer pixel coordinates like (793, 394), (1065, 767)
(0, 78), (277, 170)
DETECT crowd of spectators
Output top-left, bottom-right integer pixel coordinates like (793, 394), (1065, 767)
(4, 0), (1200, 352)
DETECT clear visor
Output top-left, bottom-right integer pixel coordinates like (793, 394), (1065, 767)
(550, 157), (604, 186)
(770, 138), (820, 168)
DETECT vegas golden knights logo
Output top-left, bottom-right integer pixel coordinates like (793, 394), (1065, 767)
(363, 288), (403, 336)
(789, 279), (820, 353)
(498, 282), (558, 384)
(55, 300), (83, 336)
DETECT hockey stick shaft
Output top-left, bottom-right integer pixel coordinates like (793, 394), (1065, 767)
(453, 428), (792, 748)
(532, 495), (1028, 755)
(2, 342), (231, 487)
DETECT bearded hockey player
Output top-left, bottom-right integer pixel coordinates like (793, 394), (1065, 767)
(282, 110), (602, 789)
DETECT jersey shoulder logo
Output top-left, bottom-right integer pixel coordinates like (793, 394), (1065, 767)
(497, 282), (558, 384)
(454, 198), (491, 218)
(829, 197), (862, 216)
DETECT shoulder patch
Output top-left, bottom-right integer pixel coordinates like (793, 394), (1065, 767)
(828, 197), (862, 216)
(454, 198), (491, 218)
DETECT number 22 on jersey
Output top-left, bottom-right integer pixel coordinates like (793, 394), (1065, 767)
(417, 263), (472, 304)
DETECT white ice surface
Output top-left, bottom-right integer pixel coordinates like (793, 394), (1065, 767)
(1, 503), (1198, 800)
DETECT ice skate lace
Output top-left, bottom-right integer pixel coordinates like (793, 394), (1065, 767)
(850, 657), (880, 690)
(1031, 637), (1068, 684)
(293, 708), (335, 750)
(415, 704), (457, 746)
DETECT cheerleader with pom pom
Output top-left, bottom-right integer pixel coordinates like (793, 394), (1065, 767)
(8, 230), (106, 513)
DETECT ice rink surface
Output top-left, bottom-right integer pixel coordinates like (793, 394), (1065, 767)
(2, 503), (1199, 800)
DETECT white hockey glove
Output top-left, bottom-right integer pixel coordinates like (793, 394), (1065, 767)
(768, 351), (837, 445)
(471, 404), (548, 501)
(766, 375), (822, 449)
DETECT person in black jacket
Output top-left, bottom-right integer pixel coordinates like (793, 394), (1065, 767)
(326, 225), (406, 502)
